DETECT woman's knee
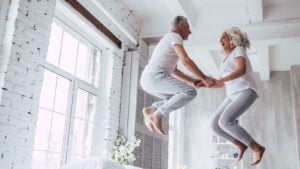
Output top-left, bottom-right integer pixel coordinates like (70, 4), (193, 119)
(210, 116), (220, 133)
(218, 118), (234, 130)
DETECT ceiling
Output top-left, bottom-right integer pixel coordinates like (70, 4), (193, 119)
(118, 0), (300, 80)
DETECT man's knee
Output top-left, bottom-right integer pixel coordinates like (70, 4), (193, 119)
(186, 88), (197, 99)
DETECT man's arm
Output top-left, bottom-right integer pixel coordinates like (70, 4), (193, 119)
(172, 67), (194, 82)
(173, 44), (214, 86)
(172, 67), (199, 86)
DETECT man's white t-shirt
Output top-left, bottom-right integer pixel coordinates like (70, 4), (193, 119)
(145, 32), (183, 74)
(220, 46), (258, 97)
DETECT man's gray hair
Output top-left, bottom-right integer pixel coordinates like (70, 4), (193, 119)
(171, 16), (187, 28)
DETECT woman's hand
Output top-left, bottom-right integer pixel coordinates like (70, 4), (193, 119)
(202, 77), (216, 87)
(209, 79), (225, 88)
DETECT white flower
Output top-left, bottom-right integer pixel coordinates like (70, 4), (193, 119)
(111, 134), (141, 165)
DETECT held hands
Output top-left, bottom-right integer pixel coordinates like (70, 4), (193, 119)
(192, 79), (205, 88)
(192, 77), (215, 88)
(192, 77), (224, 88)
(203, 77), (216, 87)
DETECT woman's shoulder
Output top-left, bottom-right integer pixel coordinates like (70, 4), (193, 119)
(235, 46), (245, 51)
(233, 46), (247, 56)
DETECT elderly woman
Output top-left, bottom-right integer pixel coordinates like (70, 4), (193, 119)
(211, 27), (265, 166)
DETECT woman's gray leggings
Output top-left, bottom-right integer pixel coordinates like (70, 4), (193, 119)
(211, 88), (258, 145)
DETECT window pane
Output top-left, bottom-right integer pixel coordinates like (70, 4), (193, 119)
(69, 154), (82, 162)
(83, 122), (94, 156)
(59, 31), (78, 74)
(32, 150), (47, 169)
(47, 152), (62, 169)
(54, 76), (70, 114)
(34, 70), (71, 168)
(34, 108), (52, 150)
(46, 23), (63, 66)
(75, 44), (101, 87)
(46, 21), (101, 87)
(71, 119), (84, 155)
(75, 42), (90, 81)
(39, 70), (57, 110)
(75, 89), (97, 121)
(89, 48), (101, 87)
(71, 119), (94, 156)
(48, 113), (66, 152)
(70, 89), (97, 159)
(74, 89), (88, 119)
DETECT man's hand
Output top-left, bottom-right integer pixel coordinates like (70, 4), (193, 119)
(192, 79), (206, 88)
(202, 77), (216, 87)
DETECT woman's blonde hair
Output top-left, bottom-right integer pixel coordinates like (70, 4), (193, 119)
(225, 27), (250, 50)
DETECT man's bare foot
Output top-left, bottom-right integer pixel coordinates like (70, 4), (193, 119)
(251, 146), (265, 166)
(149, 113), (166, 135)
(143, 107), (154, 132)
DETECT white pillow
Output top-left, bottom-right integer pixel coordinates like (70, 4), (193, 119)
(60, 157), (126, 169)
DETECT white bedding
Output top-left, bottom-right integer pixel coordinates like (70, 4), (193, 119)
(60, 157), (142, 169)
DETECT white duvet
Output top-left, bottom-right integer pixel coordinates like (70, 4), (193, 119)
(60, 157), (142, 169)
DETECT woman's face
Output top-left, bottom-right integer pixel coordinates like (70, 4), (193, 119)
(220, 32), (231, 50)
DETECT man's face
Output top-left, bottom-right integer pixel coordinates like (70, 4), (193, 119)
(180, 20), (191, 40)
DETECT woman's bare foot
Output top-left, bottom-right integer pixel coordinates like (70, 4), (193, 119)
(149, 113), (166, 135)
(249, 141), (265, 166)
(251, 146), (265, 166)
(143, 107), (154, 132)
(237, 145), (248, 162)
(232, 140), (248, 162)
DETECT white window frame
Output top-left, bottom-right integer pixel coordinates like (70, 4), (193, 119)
(42, 60), (100, 164)
(34, 1), (115, 167)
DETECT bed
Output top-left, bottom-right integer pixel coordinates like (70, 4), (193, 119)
(60, 157), (142, 169)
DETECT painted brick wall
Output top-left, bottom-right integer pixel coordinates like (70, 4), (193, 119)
(97, 48), (125, 157)
(0, 0), (141, 168)
(0, 1), (56, 169)
(78, 0), (140, 49)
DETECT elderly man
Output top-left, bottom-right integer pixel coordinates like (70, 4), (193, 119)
(140, 16), (215, 135)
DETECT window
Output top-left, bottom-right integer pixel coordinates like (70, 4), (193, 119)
(32, 18), (101, 169)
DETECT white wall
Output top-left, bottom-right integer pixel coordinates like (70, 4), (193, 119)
(179, 71), (300, 169)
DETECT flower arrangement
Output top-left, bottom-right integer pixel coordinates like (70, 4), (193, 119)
(111, 134), (141, 165)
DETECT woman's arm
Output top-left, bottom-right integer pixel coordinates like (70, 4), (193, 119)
(220, 56), (246, 83)
(173, 44), (215, 86)
(209, 80), (224, 88)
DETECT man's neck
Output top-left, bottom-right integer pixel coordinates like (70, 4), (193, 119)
(172, 29), (182, 38)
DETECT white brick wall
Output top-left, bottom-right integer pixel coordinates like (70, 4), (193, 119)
(78, 0), (140, 49)
(0, 0), (141, 168)
(0, 1), (56, 169)
(97, 48), (125, 157)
